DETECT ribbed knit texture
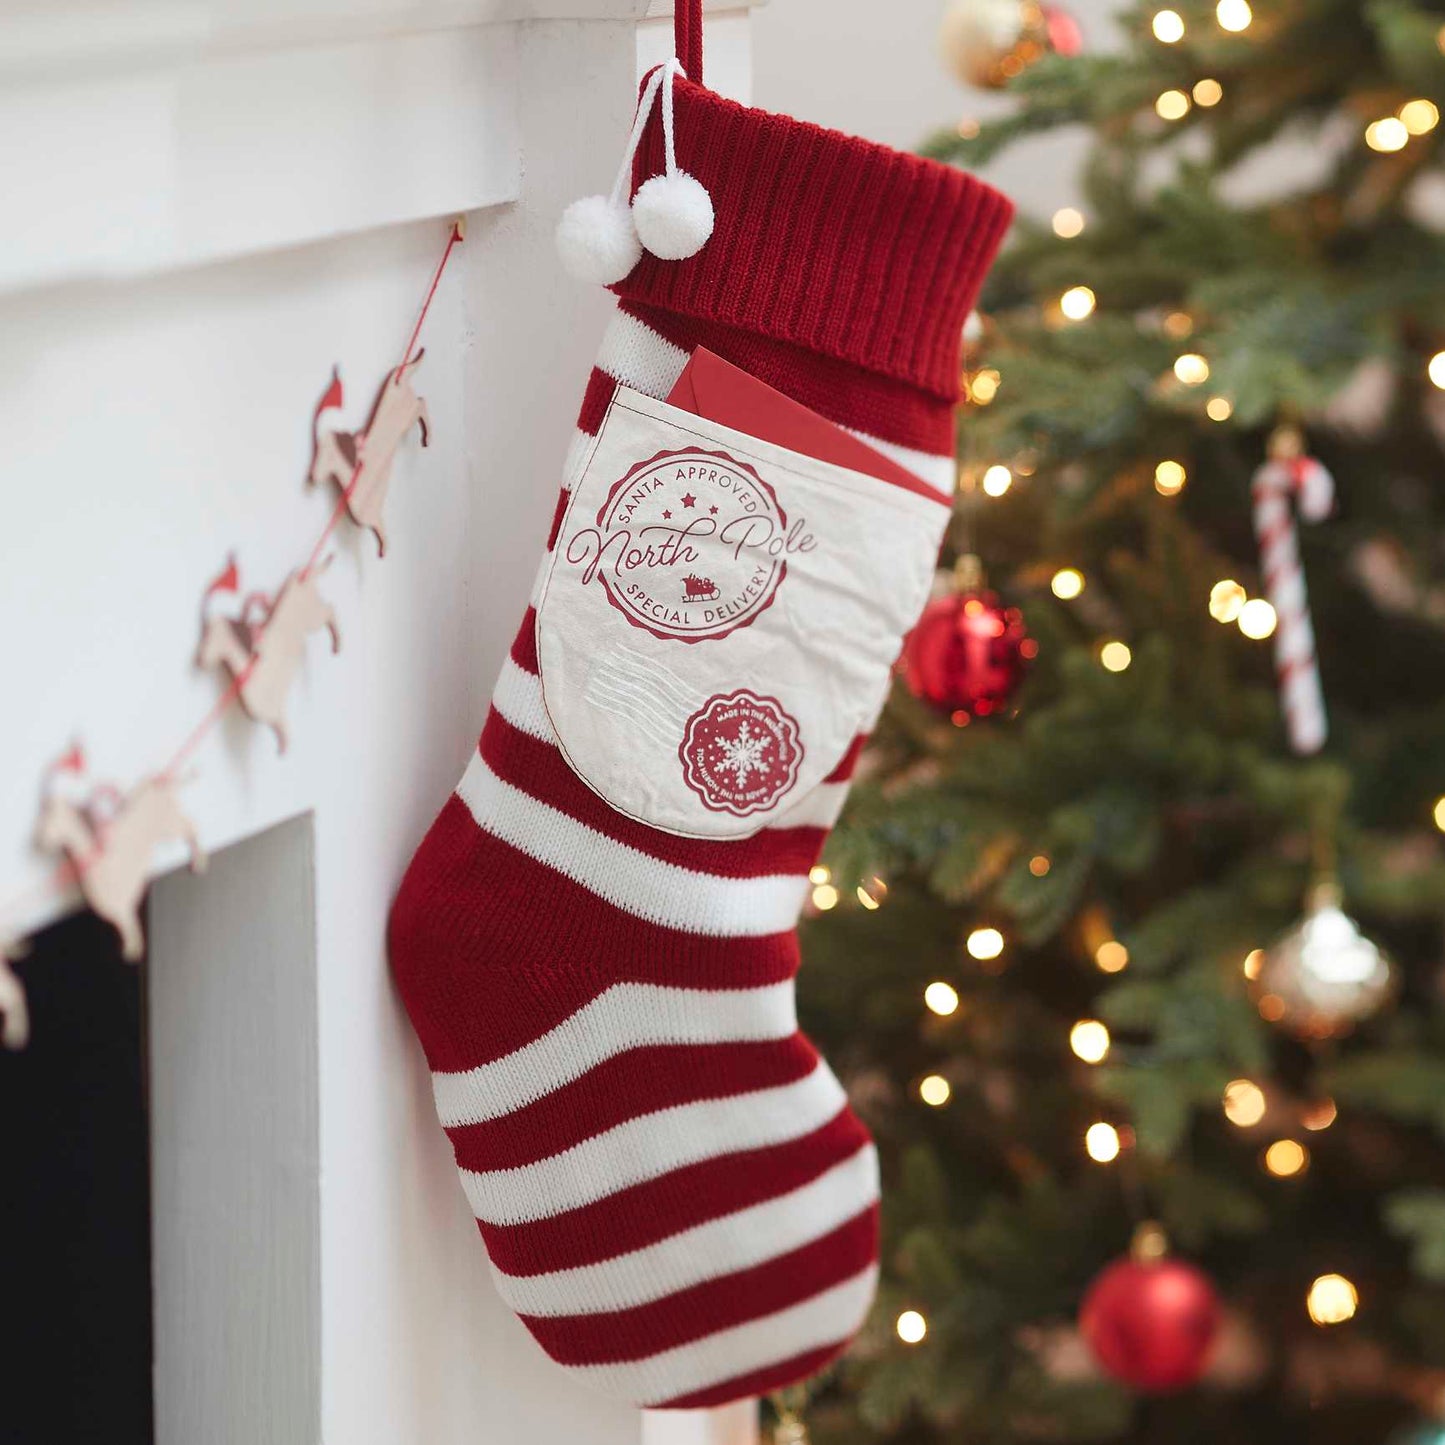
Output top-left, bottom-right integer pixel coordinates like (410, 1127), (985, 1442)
(390, 90), (1011, 1409)
(618, 75), (1013, 403)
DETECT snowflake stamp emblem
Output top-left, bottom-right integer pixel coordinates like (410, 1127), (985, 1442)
(679, 691), (804, 817)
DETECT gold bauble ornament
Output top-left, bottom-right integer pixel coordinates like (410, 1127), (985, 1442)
(939, 0), (1082, 90)
(1253, 881), (1397, 1039)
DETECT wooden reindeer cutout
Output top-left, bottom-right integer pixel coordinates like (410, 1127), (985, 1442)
(309, 351), (430, 557)
(0, 941), (29, 1050)
(35, 750), (206, 962)
(197, 556), (341, 752)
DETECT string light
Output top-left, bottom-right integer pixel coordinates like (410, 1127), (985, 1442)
(1030, 854), (1052, 876)
(925, 981), (961, 1016)
(1151, 9), (1185, 42)
(1070, 1019), (1111, 1063)
(1100, 641), (1132, 672)
(1242, 947), (1264, 980)
(1432, 795), (1445, 831)
(1302, 1098), (1337, 1131)
(1206, 395), (1234, 421)
(982, 464), (1013, 497)
(1060, 285), (1097, 321)
(1215, 0), (1252, 31)
(1154, 459), (1187, 496)
(920, 1074), (952, 1106)
(1223, 1078), (1267, 1127)
(1053, 207), (1086, 238)
(970, 367), (1001, 404)
(856, 876), (887, 910)
(1156, 89), (1191, 121)
(1086, 1122), (1122, 1162)
(896, 1309), (928, 1344)
(1051, 567), (1085, 599)
(1429, 352), (1445, 390)
(1174, 353), (1210, 385)
(1209, 579), (1247, 623)
(808, 864), (831, 885)
(812, 882), (839, 910)
(1307, 1274), (1358, 1326)
(1264, 1139), (1308, 1177)
(1258, 992), (1286, 1022)
(1193, 78), (1224, 107)
(1163, 311), (1194, 339)
(1401, 99), (1440, 135)
(1096, 940), (1129, 973)
(1238, 597), (1278, 640)
(966, 926), (1005, 961)
(1366, 117), (1409, 153)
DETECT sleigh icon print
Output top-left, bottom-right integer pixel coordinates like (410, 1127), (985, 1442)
(682, 573), (721, 603)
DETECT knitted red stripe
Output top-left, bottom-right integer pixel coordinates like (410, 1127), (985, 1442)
(389, 798), (799, 1073)
(577, 367), (616, 437)
(477, 1107), (869, 1276)
(658, 1340), (853, 1410)
(447, 1035), (818, 1172)
(479, 711), (826, 879)
(521, 1206), (879, 1366)
(620, 301), (952, 456)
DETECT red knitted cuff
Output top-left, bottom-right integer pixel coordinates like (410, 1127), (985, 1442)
(616, 76), (1014, 404)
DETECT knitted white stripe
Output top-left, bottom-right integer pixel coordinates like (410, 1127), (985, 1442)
(492, 655), (556, 743)
(596, 309), (690, 399)
(565, 1264), (879, 1405)
(459, 1060), (847, 1225)
(455, 752), (809, 936)
(432, 981), (798, 1128)
(490, 1142), (878, 1318)
(843, 425), (955, 496)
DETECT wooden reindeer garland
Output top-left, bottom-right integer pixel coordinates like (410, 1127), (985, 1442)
(0, 941), (29, 1050)
(34, 747), (206, 962)
(309, 351), (430, 557)
(197, 557), (342, 752)
(0, 222), (462, 1040)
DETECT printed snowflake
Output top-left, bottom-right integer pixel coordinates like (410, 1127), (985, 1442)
(714, 722), (771, 788)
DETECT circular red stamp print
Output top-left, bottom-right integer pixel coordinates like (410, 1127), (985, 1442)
(561, 447), (814, 643)
(680, 690), (804, 817)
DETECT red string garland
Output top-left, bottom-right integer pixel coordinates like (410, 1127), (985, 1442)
(1, 219), (464, 970)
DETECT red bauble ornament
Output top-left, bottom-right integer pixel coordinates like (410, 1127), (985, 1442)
(902, 561), (1033, 720)
(1079, 1238), (1221, 1394)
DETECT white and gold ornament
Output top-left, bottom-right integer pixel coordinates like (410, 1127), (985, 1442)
(1253, 881), (1397, 1039)
(939, 0), (1083, 90)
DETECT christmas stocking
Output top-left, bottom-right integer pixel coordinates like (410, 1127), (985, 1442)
(390, 8), (1011, 1409)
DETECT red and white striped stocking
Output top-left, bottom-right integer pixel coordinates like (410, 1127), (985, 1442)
(390, 16), (1011, 1409)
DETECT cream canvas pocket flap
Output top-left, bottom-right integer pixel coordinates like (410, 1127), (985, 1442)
(535, 386), (948, 840)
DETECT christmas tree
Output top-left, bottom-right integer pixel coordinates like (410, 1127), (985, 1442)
(787, 2), (1445, 1441)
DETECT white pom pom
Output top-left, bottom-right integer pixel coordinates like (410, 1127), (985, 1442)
(555, 194), (642, 285)
(633, 172), (715, 261)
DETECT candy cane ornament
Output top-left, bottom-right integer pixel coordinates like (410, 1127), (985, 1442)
(1251, 426), (1334, 754)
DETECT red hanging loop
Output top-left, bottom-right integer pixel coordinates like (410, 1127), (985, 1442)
(674, 0), (703, 86)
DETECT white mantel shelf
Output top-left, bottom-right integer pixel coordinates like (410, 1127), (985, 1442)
(0, 0), (758, 295)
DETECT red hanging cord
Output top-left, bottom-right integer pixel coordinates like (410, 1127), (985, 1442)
(675, 0), (703, 86)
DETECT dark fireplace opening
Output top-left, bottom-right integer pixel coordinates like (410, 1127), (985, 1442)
(0, 909), (153, 1445)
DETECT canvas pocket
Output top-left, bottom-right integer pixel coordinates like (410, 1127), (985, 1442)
(535, 386), (948, 840)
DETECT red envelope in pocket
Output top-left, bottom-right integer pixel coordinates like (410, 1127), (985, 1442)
(666, 348), (950, 508)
